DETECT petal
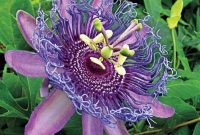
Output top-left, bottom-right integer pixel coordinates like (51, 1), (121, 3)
(5, 50), (47, 77)
(82, 112), (103, 135)
(40, 79), (49, 97)
(151, 100), (175, 118)
(104, 120), (129, 135)
(16, 10), (36, 49)
(128, 91), (175, 118)
(25, 89), (76, 135)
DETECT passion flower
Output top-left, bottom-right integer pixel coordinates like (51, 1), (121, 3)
(5, 0), (175, 134)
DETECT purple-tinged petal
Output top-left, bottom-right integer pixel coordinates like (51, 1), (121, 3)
(151, 100), (175, 118)
(104, 120), (129, 135)
(128, 91), (175, 118)
(82, 112), (103, 135)
(16, 10), (36, 49)
(25, 89), (76, 135)
(40, 79), (49, 97)
(5, 50), (47, 77)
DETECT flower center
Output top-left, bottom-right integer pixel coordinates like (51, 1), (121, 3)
(79, 18), (142, 76)
(84, 52), (112, 77)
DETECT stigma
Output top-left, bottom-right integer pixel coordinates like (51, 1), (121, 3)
(79, 18), (143, 76)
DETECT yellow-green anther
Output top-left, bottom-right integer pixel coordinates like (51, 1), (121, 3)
(93, 30), (113, 44)
(137, 23), (143, 31)
(80, 34), (91, 45)
(120, 44), (130, 56)
(101, 46), (113, 59)
(94, 18), (102, 32)
(128, 50), (135, 56)
(114, 65), (126, 76)
(80, 34), (97, 51)
(131, 19), (139, 24)
(90, 57), (106, 70)
(118, 54), (127, 66)
(120, 49), (135, 57)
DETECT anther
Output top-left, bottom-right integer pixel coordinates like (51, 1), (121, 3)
(120, 44), (135, 57)
(80, 34), (97, 51)
(93, 30), (113, 44)
(94, 18), (102, 32)
(117, 54), (127, 66)
(93, 18), (111, 47)
(90, 57), (106, 70)
(114, 65), (126, 76)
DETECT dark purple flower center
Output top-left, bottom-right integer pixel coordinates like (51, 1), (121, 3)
(84, 52), (112, 77)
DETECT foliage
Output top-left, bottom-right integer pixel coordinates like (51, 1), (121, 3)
(0, 0), (200, 134)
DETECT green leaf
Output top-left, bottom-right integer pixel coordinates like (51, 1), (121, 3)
(0, 0), (34, 51)
(178, 70), (200, 80)
(3, 127), (24, 135)
(174, 30), (191, 71)
(183, 0), (192, 7)
(19, 75), (42, 112)
(0, 0), (14, 48)
(171, 126), (190, 135)
(193, 122), (200, 135)
(196, 8), (200, 32)
(143, 0), (163, 20)
(3, 65), (22, 98)
(158, 96), (198, 127)
(63, 113), (82, 135)
(167, 79), (200, 100)
(0, 81), (27, 119)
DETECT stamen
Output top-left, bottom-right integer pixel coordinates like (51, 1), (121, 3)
(114, 65), (126, 76)
(94, 18), (102, 32)
(120, 44), (135, 57)
(117, 54), (127, 66)
(80, 34), (97, 51)
(81, 18), (138, 76)
(93, 18), (111, 47)
(90, 57), (106, 70)
(93, 30), (113, 44)
(112, 23), (143, 47)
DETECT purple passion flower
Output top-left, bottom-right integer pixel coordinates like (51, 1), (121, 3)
(5, 0), (175, 135)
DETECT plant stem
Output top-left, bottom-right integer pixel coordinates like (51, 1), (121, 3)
(171, 29), (177, 69)
(134, 117), (200, 135)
